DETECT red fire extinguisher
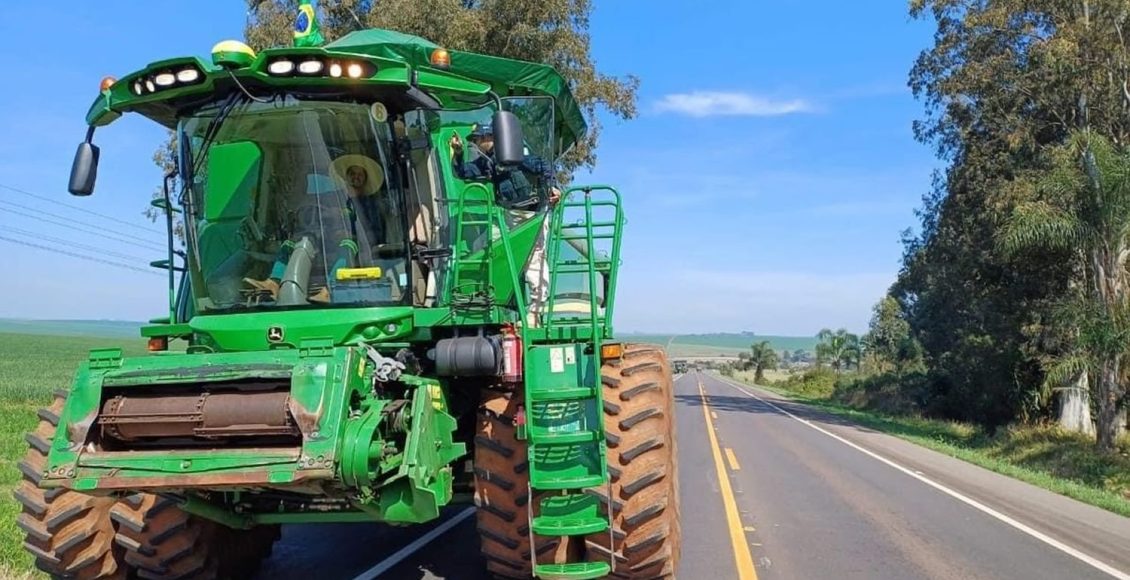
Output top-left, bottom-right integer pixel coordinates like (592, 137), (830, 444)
(500, 324), (523, 384)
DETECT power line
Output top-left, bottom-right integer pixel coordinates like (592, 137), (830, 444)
(0, 226), (151, 263)
(0, 235), (163, 277)
(0, 198), (165, 247)
(0, 182), (166, 235)
(0, 203), (166, 252)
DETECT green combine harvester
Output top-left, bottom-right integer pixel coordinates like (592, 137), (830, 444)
(16, 13), (679, 580)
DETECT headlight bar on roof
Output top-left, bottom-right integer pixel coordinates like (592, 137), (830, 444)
(264, 56), (375, 79)
(130, 65), (205, 96)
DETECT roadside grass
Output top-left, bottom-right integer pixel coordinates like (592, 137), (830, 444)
(726, 369), (1130, 518)
(0, 332), (146, 574)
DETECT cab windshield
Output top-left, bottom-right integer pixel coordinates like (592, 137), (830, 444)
(180, 96), (416, 312)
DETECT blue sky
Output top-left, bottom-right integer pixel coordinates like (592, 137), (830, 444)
(0, 1), (937, 336)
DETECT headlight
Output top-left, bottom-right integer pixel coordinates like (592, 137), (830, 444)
(267, 59), (295, 75)
(154, 73), (176, 87)
(346, 63), (363, 78)
(132, 81), (144, 95)
(176, 68), (201, 83)
(298, 60), (324, 75)
(329, 63), (343, 78)
(145, 79), (156, 92)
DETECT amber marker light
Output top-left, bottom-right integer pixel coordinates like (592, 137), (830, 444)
(430, 48), (451, 69)
(100, 76), (116, 92)
(601, 343), (624, 360)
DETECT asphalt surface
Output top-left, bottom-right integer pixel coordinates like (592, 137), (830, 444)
(254, 371), (1130, 579)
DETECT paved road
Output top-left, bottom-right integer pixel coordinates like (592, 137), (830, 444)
(255, 371), (1130, 579)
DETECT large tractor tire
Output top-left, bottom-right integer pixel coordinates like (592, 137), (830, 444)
(585, 344), (681, 579)
(474, 388), (570, 578)
(111, 494), (280, 579)
(15, 390), (127, 579)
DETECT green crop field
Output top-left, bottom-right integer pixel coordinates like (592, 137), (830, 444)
(0, 331), (147, 575)
(621, 332), (819, 357)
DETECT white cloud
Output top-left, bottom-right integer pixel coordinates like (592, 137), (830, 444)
(654, 91), (814, 118)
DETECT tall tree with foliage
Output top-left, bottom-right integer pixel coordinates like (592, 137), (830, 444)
(749, 341), (779, 384)
(903, 0), (1130, 440)
(816, 329), (861, 372)
(1002, 131), (1130, 450)
(897, 0), (1112, 427)
(862, 296), (912, 373)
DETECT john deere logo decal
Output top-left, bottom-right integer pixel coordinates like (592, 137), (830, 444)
(267, 326), (285, 342)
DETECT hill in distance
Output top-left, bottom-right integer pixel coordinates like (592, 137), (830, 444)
(619, 332), (818, 358)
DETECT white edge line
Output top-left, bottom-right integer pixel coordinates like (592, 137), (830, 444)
(352, 506), (476, 580)
(711, 375), (1130, 580)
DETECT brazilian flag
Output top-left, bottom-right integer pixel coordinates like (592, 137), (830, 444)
(294, 0), (325, 48)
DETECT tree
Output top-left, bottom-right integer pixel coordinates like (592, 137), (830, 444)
(815, 329), (861, 372)
(1002, 131), (1130, 450)
(736, 351), (752, 371)
(897, 0), (1102, 427)
(906, 0), (1130, 442)
(862, 296), (911, 373)
(749, 341), (779, 384)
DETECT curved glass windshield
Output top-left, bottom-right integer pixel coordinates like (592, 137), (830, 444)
(180, 96), (413, 312)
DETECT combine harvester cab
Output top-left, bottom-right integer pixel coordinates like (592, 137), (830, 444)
(18, 9), (679, 580)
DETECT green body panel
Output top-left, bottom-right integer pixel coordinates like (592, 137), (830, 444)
(187, 306), (415, 351)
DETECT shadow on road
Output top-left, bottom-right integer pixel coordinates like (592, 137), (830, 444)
(254, 507), (487, 579)
(379, 519), (493, 579)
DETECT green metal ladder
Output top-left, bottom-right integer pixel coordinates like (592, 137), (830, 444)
(524, 186), (624, 579)
(449, 183), (495, 306)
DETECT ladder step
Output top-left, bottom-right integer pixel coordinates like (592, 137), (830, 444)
(554, 260), (612, 268)
(533, 562), (612, 580)
(559, 235), (615, 241)
(530, 473), (606, 491)
(532, 494), (607, 536)
(527, 386), (596, 402)
(533, 429), (600, 445)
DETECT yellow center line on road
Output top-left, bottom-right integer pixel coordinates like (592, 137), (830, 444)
(698, 379), (759, 580)
(725, 448), (741, 471)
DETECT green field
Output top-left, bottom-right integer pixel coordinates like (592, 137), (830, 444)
(621, 332), (818, 357)
(0, 332), (147, 575)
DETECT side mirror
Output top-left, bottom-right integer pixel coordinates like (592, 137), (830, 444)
(68, 142), (100, 196)
(492, 110), (525, 167)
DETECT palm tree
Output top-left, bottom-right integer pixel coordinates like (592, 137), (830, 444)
(749, 341), (779, 384)
(1001, 130), (1130, 451)
(815, 328), (861, 372)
